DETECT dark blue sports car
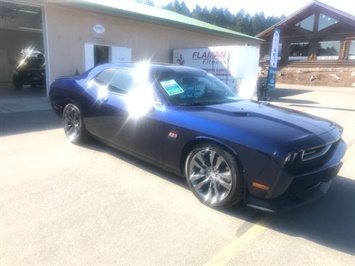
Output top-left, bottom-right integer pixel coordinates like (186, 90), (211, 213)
(49, 63), (346, 212)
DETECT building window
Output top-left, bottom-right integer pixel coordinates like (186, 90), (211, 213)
(349, 40), (355, 60)
(317, 41), (340, 60)
(295, 14), (315, 32)
(289, 42), (309, 60)
(263, 43), (282, 61)
(318, 14), (339, 31)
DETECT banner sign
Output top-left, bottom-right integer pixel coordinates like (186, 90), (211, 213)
(266, 27), (280, 89)
(173, 46), (260, 99)
(174, 47), (234, 87)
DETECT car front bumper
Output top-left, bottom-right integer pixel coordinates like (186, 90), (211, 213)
(244, 139), (347, 212)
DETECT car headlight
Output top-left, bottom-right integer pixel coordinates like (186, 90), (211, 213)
(283, 143), (334, 168)
(283, 152), (299, 167)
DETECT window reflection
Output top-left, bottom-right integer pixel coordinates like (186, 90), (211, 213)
(295, 13), (339, 32)
(263, 43), (282, 61)
(317, 41), (340, 60)
(289, 42), (309, 61)
(349, 40), (355, 60)
(295, 15), (315, 32)
(318, 14), (339, 31)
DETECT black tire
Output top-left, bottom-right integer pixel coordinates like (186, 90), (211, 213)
(185, 143), (243, 208)
(62, 103), (89, 144)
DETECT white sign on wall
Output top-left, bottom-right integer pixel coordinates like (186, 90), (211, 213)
(93, 24), (105, 34)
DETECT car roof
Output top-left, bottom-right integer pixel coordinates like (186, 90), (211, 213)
(85, 62), (205, 79)
(99, 62), (201, 71)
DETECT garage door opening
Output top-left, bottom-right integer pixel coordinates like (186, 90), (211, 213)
(0, 1), (45, 97)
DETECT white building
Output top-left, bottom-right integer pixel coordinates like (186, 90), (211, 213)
(0, 0), (263, 95)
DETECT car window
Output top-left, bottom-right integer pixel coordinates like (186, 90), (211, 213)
(95, 69), (115, 84)
(26, 58), (45, 68)
(158, 72), (239, 106)
(94, 69), (135, 94)
(109, 70), (135, 94)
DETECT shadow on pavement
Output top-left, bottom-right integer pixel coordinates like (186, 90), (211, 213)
(0, 82), (46, 98)
(265, 87), (355, 113)
(264, 176), (354, 255)
(0, 82), (61, 136)
(265, 87), (319, 105)
(0, 110), (61, 136)
(288, 104), (355, 112)
(79, 139), (355, 256)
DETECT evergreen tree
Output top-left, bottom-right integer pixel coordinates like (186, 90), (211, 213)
(164, 0), (191, 16)
(135, 0), (284, 36)
(136, 0), (155, 6)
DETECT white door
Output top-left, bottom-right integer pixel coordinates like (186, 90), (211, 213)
(85, 44), (132, 71)
(84, 43), (94, 70)
(111, 46), (131, 63)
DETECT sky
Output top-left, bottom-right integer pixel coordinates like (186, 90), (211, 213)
(140, 0), (355, 17)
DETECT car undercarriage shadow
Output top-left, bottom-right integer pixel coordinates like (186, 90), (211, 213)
(82, 139), (188, 189)
(263, 176), (354, 255)
(80, 138), (354, 256)
(264, 88), (319, 105)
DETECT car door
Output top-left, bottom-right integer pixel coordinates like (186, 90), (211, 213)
(82, 69), (116, 139)
(85, 67), (164, 162)
(114, 72), (165, 163)
(95, 69), (136, 151)
(130, 99), (165, 164)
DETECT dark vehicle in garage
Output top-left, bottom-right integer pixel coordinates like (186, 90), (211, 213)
(13, 50), (45, 89)
(49, 63), (346, 212)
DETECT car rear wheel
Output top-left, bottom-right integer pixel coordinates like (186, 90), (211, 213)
(62, 103), (89, 144)
(185, 144), (243, 208)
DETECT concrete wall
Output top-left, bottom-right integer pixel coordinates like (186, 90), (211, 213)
(44, 3), (246, 85)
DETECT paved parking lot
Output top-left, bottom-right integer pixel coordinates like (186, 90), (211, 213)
(1, 83), (354, 265)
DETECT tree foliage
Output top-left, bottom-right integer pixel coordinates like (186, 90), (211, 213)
(135, 0), (155, 6)
(136, 0), (285, 36)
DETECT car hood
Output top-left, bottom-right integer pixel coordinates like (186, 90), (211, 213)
(172, 100), (342, 154)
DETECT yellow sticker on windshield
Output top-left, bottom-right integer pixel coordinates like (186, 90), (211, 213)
(160, 80), (184, 96)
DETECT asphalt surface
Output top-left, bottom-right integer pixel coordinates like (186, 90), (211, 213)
(1, 83), (354, 265)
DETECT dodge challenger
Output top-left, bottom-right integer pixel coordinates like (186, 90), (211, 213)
(49, 63), (346, 212)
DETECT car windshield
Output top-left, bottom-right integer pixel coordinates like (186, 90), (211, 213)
(157, 71), (240, 106)
(26, 57), (45, 68)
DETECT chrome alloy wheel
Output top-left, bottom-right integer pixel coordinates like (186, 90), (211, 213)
(63, 104), (82, 142)
(188, 148), (233, 205)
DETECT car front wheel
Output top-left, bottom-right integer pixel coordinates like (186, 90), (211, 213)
(62, 103), (89, 144)
(185, 144), (243, 208)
